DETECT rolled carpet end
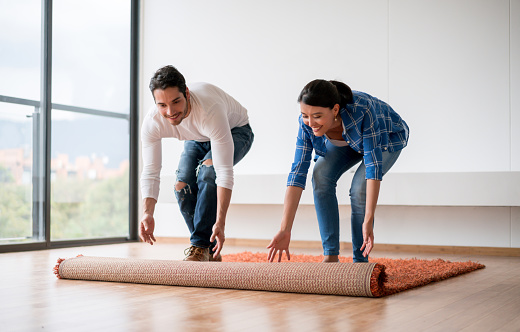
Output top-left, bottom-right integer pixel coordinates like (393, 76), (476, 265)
(369, 263), (387, 297)
(53, 255), (83, 279)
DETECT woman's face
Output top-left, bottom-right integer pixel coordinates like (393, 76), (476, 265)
(300, 103), (339, 136)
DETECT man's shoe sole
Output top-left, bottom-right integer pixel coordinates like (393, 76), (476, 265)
(209, 254), (222, 262)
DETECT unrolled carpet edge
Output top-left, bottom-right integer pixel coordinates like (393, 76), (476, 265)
(370, 263), (387, 297)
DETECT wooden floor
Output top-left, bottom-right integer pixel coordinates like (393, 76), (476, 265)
(1, 242), (519, 332)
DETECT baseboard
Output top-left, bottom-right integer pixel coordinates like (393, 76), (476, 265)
(373, 243), (520, 257)
(155, 237), (520, 257)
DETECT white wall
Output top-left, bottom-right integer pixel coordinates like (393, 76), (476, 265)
(140, 0), (520, 249)
(512, 0), (520, 170)
(390, 0), (512, 172)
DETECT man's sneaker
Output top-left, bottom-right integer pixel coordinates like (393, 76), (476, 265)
(183, 246), (210, 261)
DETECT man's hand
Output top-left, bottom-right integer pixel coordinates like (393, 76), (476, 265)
(139, 213), (156, 245)
(210, 222), (225, 258)
(267, 230), (291, 262)
(360, 220), (374, 257)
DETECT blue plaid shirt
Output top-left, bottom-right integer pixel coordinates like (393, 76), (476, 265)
(287, 91), (409, 189)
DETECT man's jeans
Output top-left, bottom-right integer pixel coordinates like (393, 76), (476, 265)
(175, 124), (254, 250)
(312, 141), (401, 262)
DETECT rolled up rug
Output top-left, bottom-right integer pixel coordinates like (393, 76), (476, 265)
(54, 256), (387, 297)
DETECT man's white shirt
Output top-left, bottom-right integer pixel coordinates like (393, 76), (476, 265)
(140, 82), (249, 201)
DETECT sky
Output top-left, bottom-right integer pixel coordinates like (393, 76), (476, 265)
(0, 0), (131, 115)
(0, 0), (132, 167)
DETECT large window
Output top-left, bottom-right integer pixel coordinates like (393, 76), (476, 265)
(0, 103), (36, 243)
(0, 0), (139, 250)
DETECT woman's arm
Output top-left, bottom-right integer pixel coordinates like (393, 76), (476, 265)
(360, 179), (381, 257)
(267, 185), (303, 262)
(268, 117), (312, 262)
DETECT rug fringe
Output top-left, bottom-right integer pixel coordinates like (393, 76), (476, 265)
(53, 255), (83, 279)
(370, 263), (387, 297)
(53, 258), (66, 279)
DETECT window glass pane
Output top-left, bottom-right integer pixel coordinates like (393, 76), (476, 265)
(0, 0), (133, 249)
(0, 0), (41, 100)
(50, 111), (129, 240)
(0, 103), (37, 243)
(52, 0), (131, 113)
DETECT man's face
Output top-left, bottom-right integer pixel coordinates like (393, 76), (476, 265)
(153, 86), (190, 126)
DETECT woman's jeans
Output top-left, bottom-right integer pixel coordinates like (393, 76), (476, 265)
(174, 124), (254, 250)
(312, 141), (401, 262)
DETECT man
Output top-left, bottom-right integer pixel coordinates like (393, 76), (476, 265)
(139, 65), (254, 261)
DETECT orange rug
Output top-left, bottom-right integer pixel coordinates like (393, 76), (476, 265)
(222, 252), (486, 296)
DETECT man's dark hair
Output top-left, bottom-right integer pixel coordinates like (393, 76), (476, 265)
(149, 65), (187, 97)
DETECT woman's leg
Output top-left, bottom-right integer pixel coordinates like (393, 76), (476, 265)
(312, 143), (362, 258)
(350, 149), (402, 262)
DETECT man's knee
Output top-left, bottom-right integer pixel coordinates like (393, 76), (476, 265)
(175, 181), (187, 192)
(197, 161), (216, 183)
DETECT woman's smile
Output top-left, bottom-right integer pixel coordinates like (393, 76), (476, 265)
(312, 125), (322, 133)
(300, 103), (338, 137)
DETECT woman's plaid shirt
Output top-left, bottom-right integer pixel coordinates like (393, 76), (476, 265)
(287, 91), (409, 189)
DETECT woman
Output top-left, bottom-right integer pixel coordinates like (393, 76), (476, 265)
(267, 79), (409, 263)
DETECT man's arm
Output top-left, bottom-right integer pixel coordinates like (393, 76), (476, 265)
(210, 186), (232, 257)
(139, 197), (157, 245)
(140, 109), (165, 246)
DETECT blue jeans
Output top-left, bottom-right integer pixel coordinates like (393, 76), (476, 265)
(312, 141), (402, 262)
(175, 124), (254, 250)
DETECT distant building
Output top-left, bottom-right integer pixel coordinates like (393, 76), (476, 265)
(0, 148), (32, 185)
(0, 148), (128, 184)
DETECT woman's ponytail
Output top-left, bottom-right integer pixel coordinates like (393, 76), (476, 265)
(329, 80), (353, 105)
(298, 79), (353, 109)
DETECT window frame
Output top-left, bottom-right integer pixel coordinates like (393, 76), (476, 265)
(0, 0), (139, 253)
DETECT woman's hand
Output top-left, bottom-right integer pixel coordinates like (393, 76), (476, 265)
(267, 186), (302, 262)
(360, 220), (374, 257)
(267, 230), (292, 262)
